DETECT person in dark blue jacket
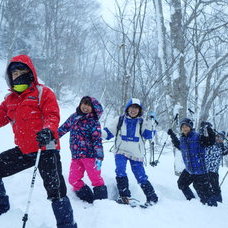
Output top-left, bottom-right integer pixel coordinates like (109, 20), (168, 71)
(168, 118), (217, 206)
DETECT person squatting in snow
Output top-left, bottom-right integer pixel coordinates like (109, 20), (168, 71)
(58, 96), (108, 204)
(205, 131), (228, 203)
(103, 98), (158, 206)
(167, 119), (218, 207)
(0, 55), (77, 228)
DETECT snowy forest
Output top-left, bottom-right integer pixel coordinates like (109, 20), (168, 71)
(0, 1), (228, 228)
(0, 0), (227, 129)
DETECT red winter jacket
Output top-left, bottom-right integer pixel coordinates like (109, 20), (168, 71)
(0, 55), (60, 154)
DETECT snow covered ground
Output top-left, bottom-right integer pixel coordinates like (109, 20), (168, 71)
(0, 60), (228, 228)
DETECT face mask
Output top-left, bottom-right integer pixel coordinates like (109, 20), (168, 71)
(13, 84), (29, 92)
(11, 72), (33, 92)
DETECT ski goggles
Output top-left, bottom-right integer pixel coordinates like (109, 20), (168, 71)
(8, 62), (30, 74)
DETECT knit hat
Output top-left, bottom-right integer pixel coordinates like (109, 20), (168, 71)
(180, 118), (193, 129)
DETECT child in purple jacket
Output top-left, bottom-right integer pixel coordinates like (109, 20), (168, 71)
(58, 96), (107, 203)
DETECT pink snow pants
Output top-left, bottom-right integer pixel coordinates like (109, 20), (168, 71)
(68, 158), (105, 191)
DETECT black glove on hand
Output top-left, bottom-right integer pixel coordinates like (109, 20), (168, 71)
(167, 129), (175, 136)
(200, 121), (212, 128)
(36, 128), (54, 147)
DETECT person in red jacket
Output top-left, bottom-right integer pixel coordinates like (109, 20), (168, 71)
(0, 55), (77, 228)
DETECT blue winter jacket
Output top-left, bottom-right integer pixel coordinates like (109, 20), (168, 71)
(170, 130), (211, 175)
(179, 131), (207, 174)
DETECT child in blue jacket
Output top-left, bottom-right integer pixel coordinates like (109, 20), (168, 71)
(103, 98), (158, 206)
(168, 118), (217, 206)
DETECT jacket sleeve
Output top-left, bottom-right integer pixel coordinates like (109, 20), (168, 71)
(39, 87), (60, 138)
(170, 133), (180, 150)
(199, 127), (216, 147)
(141, 119), (156, 140)
(91, 120), (104, 160)
(222, 143), (228, 156)
(58, 114), (74, 138)
(0, 100), (10, 127)
(102, 117), (119, 140)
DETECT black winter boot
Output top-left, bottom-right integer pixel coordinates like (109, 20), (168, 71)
(51, 196), (77, 228)
(215, 193), (222, 203)
(182, 187), (195, 200)
(75, 185), (94, 203)
(141, 181), (158, 203)
(0, 195), (10, 215)
(93, 185), (108, 200)
(206, 196), (218, 207)
(0, 179), (10, 215)
(116, 176), (131, 197)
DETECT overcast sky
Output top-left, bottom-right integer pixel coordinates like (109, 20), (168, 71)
(98, 0), (116, 23)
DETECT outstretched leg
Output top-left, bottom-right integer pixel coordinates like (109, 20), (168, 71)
(177, 169), (195, 200)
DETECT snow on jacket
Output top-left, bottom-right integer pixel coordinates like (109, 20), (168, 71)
(0, 55), (60, 154)
(58, 97), (104, 160)
(102, 99), (154, 162)
(205, 143), (224, 173)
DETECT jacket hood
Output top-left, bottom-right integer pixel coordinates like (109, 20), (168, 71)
(6, 55), (39, 88)
(78, 96), (103, 119)
(125, 98), (143, 117)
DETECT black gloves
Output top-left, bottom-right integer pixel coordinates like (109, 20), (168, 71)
(200, 121), (212, 128)
(199, 121), (215, 146)
(36, 128), (54, 147)
(167, 129), (175, 136)
(199, 121), (213, 137)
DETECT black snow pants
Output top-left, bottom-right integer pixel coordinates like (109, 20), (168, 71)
(0, 147), (67, 200)
(177, 169), (213, 203)
(208, 172), (221, 198)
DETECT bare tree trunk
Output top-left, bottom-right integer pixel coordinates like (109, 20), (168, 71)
(170, 0), (188, 119)
(153, 0), (174, 126)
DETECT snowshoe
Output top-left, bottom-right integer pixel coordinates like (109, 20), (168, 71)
(116, 197), (140, 208)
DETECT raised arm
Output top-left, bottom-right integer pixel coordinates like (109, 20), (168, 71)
(167, 129), (180, 150)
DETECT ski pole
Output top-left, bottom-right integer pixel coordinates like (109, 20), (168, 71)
(220, 170), (228, 187)
(149, 113), (158, 167)
(22, 148), (42, 228)
(150, 114), (179, 167)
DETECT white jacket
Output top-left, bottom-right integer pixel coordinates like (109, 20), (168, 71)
(103, 115), (155, 161)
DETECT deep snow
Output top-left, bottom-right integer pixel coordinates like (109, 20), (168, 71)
(0, 60), (227, 228)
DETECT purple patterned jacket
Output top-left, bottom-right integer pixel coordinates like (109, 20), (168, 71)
(58, 97), (104, 160)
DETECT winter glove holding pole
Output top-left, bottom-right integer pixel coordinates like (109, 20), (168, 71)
(36, 128), (54, 147)
(148, 111), (159, 125)
(167, 129), (175, 137)
(199, 121), (215, 146)
(199, 121), (212, 137)
(166, 114), (180, 150)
